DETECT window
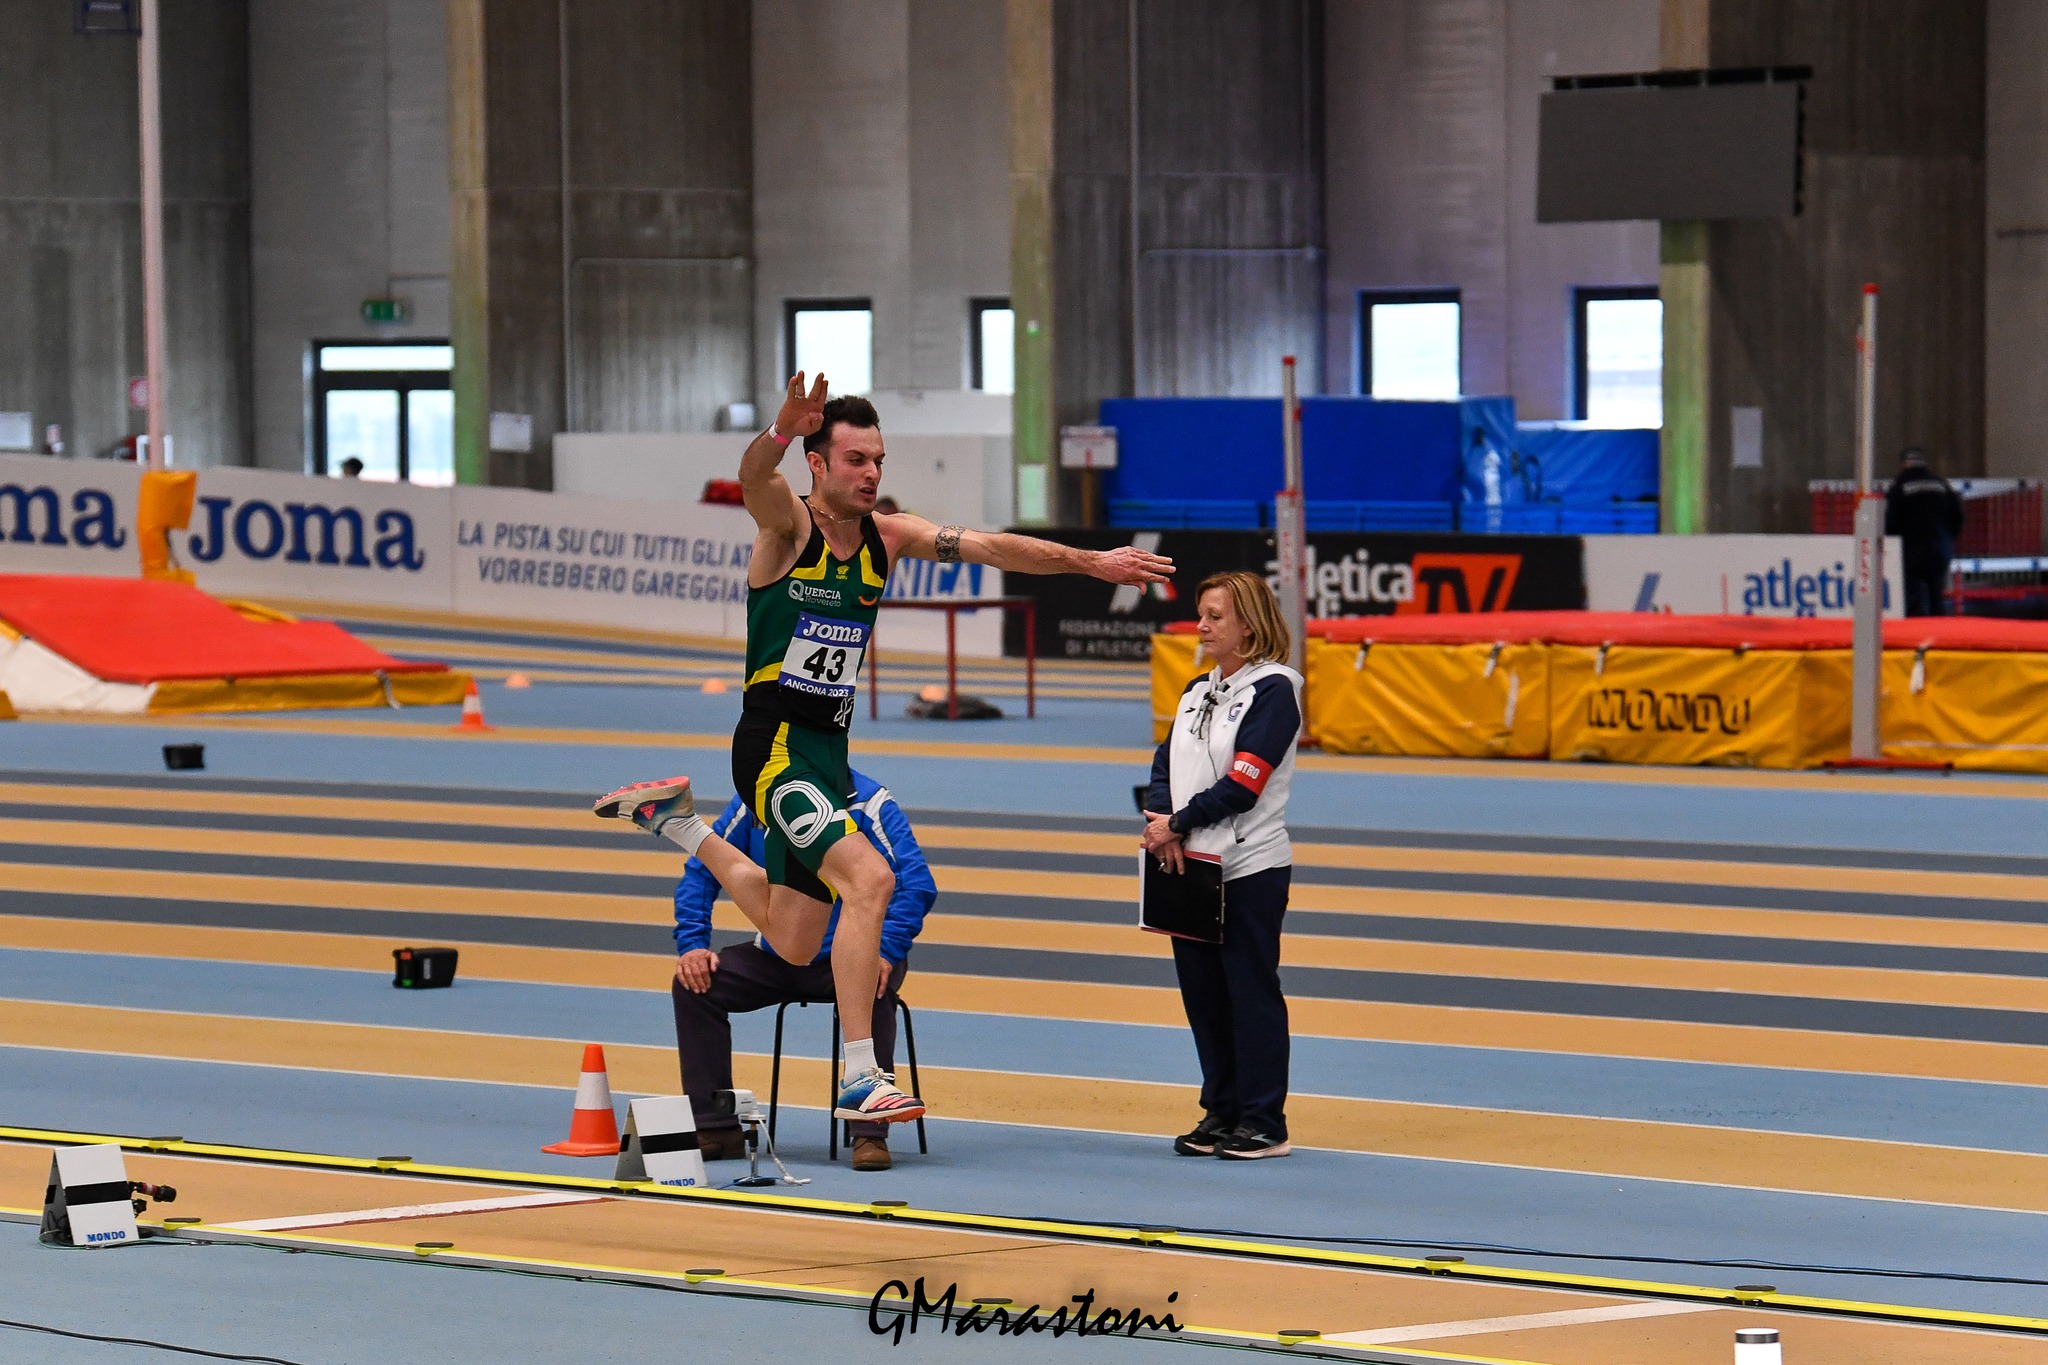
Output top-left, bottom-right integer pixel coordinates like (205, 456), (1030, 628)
(970, 298), (1014, 394)
(1576, 287), (1662, 427)
(312, 342), (454, 484)
(784, 300), (873, 396)
(1359, 290), (1461, 399)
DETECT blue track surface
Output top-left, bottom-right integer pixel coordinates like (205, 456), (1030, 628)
(7, 951), (2045, 1156)
(5, 1048), (2044, 1318)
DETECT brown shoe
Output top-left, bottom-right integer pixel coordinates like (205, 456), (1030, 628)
(851, 1135), (892, 1171)
(697, 1127), (747, 1161)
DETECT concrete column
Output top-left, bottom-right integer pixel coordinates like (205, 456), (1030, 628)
(450, 0), (752, 489)
(1657, 0), (1710, 532)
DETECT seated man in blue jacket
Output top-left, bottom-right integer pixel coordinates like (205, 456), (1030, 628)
(673, 769), (935, 1172)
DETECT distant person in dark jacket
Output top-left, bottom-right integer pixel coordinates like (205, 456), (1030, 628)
(1885, 448), (1964, 617)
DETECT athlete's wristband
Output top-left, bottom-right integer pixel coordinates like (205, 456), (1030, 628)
(767, 427), (793, 447)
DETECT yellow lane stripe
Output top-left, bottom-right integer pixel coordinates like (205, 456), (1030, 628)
(8, 783), (2045, 910)
(11, 821), (2048, 963)
(32, 705), (2048, 796)
(6, 1000), (2048, 1213)
(6, 861), (2031, 1017)
(0, 815), (681, 877)
(0, 865), (670, 924)
(0, 782), (614, 831)
(914, 827), (2048, 904)
(898, 914), (2048, 1014)
(1, 916), (2040, 1086)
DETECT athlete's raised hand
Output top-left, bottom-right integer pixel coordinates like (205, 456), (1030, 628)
(774, 371), (829, 442)
(1090, 543), (1174, 585)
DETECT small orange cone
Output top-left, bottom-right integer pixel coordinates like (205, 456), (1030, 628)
(504, 672), (532, 690)
(453, 680), (493, 732)
(700, 677), (728, 694)
(542, 1043), (621, 1156)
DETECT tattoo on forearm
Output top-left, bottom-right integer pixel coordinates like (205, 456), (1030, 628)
(935, 525), (964, 563)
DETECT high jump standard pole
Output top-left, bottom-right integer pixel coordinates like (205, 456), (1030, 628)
(1849, 284), (1883, 761)
(137, 0), (169, 472)
(1275, 356), (1307, 675)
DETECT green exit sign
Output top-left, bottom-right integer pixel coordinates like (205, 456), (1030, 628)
(361, 297), (411, 325)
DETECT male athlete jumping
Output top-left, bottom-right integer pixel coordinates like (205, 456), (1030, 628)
(596, 373), (1172, 1125)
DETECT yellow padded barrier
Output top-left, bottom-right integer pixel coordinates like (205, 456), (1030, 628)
(1308, 637), (1549, 759)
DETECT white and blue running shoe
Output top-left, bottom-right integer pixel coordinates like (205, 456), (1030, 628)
(834, 1068), (927, 1124)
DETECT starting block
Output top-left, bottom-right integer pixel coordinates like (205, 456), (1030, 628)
(614, 1096), (707, 1188)
(41, 1144), (140, 1247)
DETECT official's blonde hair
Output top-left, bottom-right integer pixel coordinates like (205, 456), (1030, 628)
(1197, 570), (1290, 666)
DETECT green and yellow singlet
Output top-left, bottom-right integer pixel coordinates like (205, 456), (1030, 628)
(742, 515), (889, 733)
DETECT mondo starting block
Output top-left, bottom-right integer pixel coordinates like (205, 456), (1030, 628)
(0, 573), (467, 715)
(615, 1096), (708, 1188)
(40, 1143), (140, 1247)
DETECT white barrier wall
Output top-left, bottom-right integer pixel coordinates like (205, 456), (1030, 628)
(1583, 534), (1905, 618)
(0, 454), (1002, 651)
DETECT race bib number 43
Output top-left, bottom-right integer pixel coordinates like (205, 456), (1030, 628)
(779, 613), (868, 699)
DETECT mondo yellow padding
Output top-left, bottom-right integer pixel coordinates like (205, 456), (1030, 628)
(1148, 633), (1208, 742)
(1547, 645), (1851, 769)
(1880, 648), (2048, 773)
(148, 670), (473, 715)
(1309, 636), (1549, 759)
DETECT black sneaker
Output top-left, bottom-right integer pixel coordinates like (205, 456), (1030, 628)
(1172, 1113), (1234, 1156)
(1216, 1126), (1291, 1159)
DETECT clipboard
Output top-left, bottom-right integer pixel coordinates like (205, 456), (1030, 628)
(1139, 851), (1224, 943)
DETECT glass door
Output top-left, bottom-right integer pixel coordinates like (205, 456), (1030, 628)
(312, 342), (454, 483)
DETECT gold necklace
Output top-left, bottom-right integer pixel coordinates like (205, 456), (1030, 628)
(806, 499), (862, 526)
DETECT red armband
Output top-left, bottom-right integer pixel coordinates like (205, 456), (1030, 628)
(1227, 751), (1272, 794)
(767, 427), (793, 447)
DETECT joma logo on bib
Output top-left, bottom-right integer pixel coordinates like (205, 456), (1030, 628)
(773, 780), (842, 847)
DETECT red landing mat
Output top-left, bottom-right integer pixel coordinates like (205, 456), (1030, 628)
(1167, 610), (2048, 653)
(0, 574), (448, 683)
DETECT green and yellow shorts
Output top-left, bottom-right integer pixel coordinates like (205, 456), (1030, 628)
(730, 714), (857, 904)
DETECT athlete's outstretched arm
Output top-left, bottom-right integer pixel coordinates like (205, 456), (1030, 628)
(880, 512), (1172, 585)
(738, 372), (828, 539)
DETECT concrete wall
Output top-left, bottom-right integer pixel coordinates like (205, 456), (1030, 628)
(451, 0), (754, 488)
(1703, 0), (1985, 532)
(1986, 0), (2048, 487)
(751, 0), (1011, 409)
(248, 0), (450, 472)
(0, 0), (251, 466)
(1322, 0), (1659, 411)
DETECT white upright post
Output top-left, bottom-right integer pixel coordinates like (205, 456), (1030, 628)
(1849, 284), (1883, 761)
(137, 0), (169, 471)
(1275, 357), (1307, 675)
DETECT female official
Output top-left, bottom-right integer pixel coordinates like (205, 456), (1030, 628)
(1142, 570), (1303, 1159)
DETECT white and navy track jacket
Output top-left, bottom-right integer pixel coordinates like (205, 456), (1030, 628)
(1146, 661), (1304, 881)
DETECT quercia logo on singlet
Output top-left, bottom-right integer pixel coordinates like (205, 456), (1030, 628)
(789, 580), (840, 604)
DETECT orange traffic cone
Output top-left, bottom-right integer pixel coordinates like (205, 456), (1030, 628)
(504, 672), (532, 690)
(542, 1043), (621, 1156)
(453, 680), (492, 732)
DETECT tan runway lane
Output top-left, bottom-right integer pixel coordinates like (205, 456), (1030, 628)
(3, 1143), (2039, 1364)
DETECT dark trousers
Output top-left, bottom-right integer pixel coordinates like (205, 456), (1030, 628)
(1905, 556), (1950, 617)
(672, 941), (906, 1140)
(1169, 864), (1292, 1138)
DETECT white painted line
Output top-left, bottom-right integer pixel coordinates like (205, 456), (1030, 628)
(214, 1191), (606, 1232)
(1326, 1300), (1721, 1346)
